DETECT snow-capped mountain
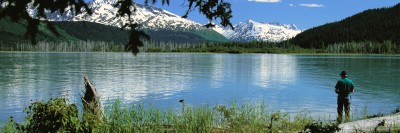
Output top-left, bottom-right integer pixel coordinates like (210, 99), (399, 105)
(214, 20), (302, 42)
(27, 0), (229, 42)
(29, 0), (205, 31)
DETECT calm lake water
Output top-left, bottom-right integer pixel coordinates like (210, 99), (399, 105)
(1, 52), (400, 122)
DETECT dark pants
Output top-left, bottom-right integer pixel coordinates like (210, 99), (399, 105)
(337, 97), (350, 123)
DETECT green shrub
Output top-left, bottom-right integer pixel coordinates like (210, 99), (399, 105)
(16, 98), (87, 132)
(301, 122), (340, 133)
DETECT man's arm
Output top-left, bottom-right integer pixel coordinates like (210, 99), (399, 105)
(335, 81), (341, 94)
(350, 82), (355, 92)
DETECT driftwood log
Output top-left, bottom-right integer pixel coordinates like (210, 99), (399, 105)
(339, 113), (400, 132)
(82, 75), (103, 122)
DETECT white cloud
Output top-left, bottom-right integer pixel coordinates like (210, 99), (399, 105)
(289, 3), (295, 7)
(248, 0), (281, 3)
(299, 3), (324, 7)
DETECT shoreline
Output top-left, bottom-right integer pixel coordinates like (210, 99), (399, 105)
(1, 51), (400, 56)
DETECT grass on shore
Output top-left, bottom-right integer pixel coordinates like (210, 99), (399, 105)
(1, 98), (399, 133)
(0, 98), (342, 133)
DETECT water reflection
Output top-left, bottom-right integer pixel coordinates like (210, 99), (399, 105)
(210, 54), (224, 88)
(253, 54), (297, 89)
(90, 53), (193, 103)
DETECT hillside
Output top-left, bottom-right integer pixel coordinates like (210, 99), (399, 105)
(1, 19), (228, 45)
(53, 21), (129, 44)
(54, 21), (227, 44)
(0, 18), (80, 44)
(289, 3), (400, 48)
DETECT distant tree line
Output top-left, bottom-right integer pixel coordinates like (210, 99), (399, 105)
(2, 40), (400, 54)
(146, 41), (400, 54)
(323, 41), (400, 54)
(145, 41), (312, 54)
(0, 41), (124, 52)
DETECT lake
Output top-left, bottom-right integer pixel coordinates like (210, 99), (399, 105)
(1, 52), (399, 122)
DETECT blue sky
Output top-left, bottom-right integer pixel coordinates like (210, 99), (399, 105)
(134, 0), (400, 30)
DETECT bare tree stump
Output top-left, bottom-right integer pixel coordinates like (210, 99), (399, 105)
(82, 75), (103, 122)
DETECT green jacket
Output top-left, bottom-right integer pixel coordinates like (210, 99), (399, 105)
(335, 77), (354, 98)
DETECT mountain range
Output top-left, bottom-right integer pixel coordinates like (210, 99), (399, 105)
(25, 0), (228, 43)
(26, 0), (300, 43)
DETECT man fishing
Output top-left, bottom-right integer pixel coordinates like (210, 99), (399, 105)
(335, 71), (355, 123)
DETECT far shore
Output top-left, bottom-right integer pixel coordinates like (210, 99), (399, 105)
(2, 50), (400, 56)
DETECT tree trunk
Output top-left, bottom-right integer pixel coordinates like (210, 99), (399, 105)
(82, 75), (103, 122)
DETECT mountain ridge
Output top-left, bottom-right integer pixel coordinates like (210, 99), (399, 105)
(214, 19), (302, 42)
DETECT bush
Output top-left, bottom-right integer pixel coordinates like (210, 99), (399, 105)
(301, 122), (340, 133)
(15, 98), (88, 132)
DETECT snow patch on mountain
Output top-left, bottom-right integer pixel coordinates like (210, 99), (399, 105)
(214, 19), (302, 42)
